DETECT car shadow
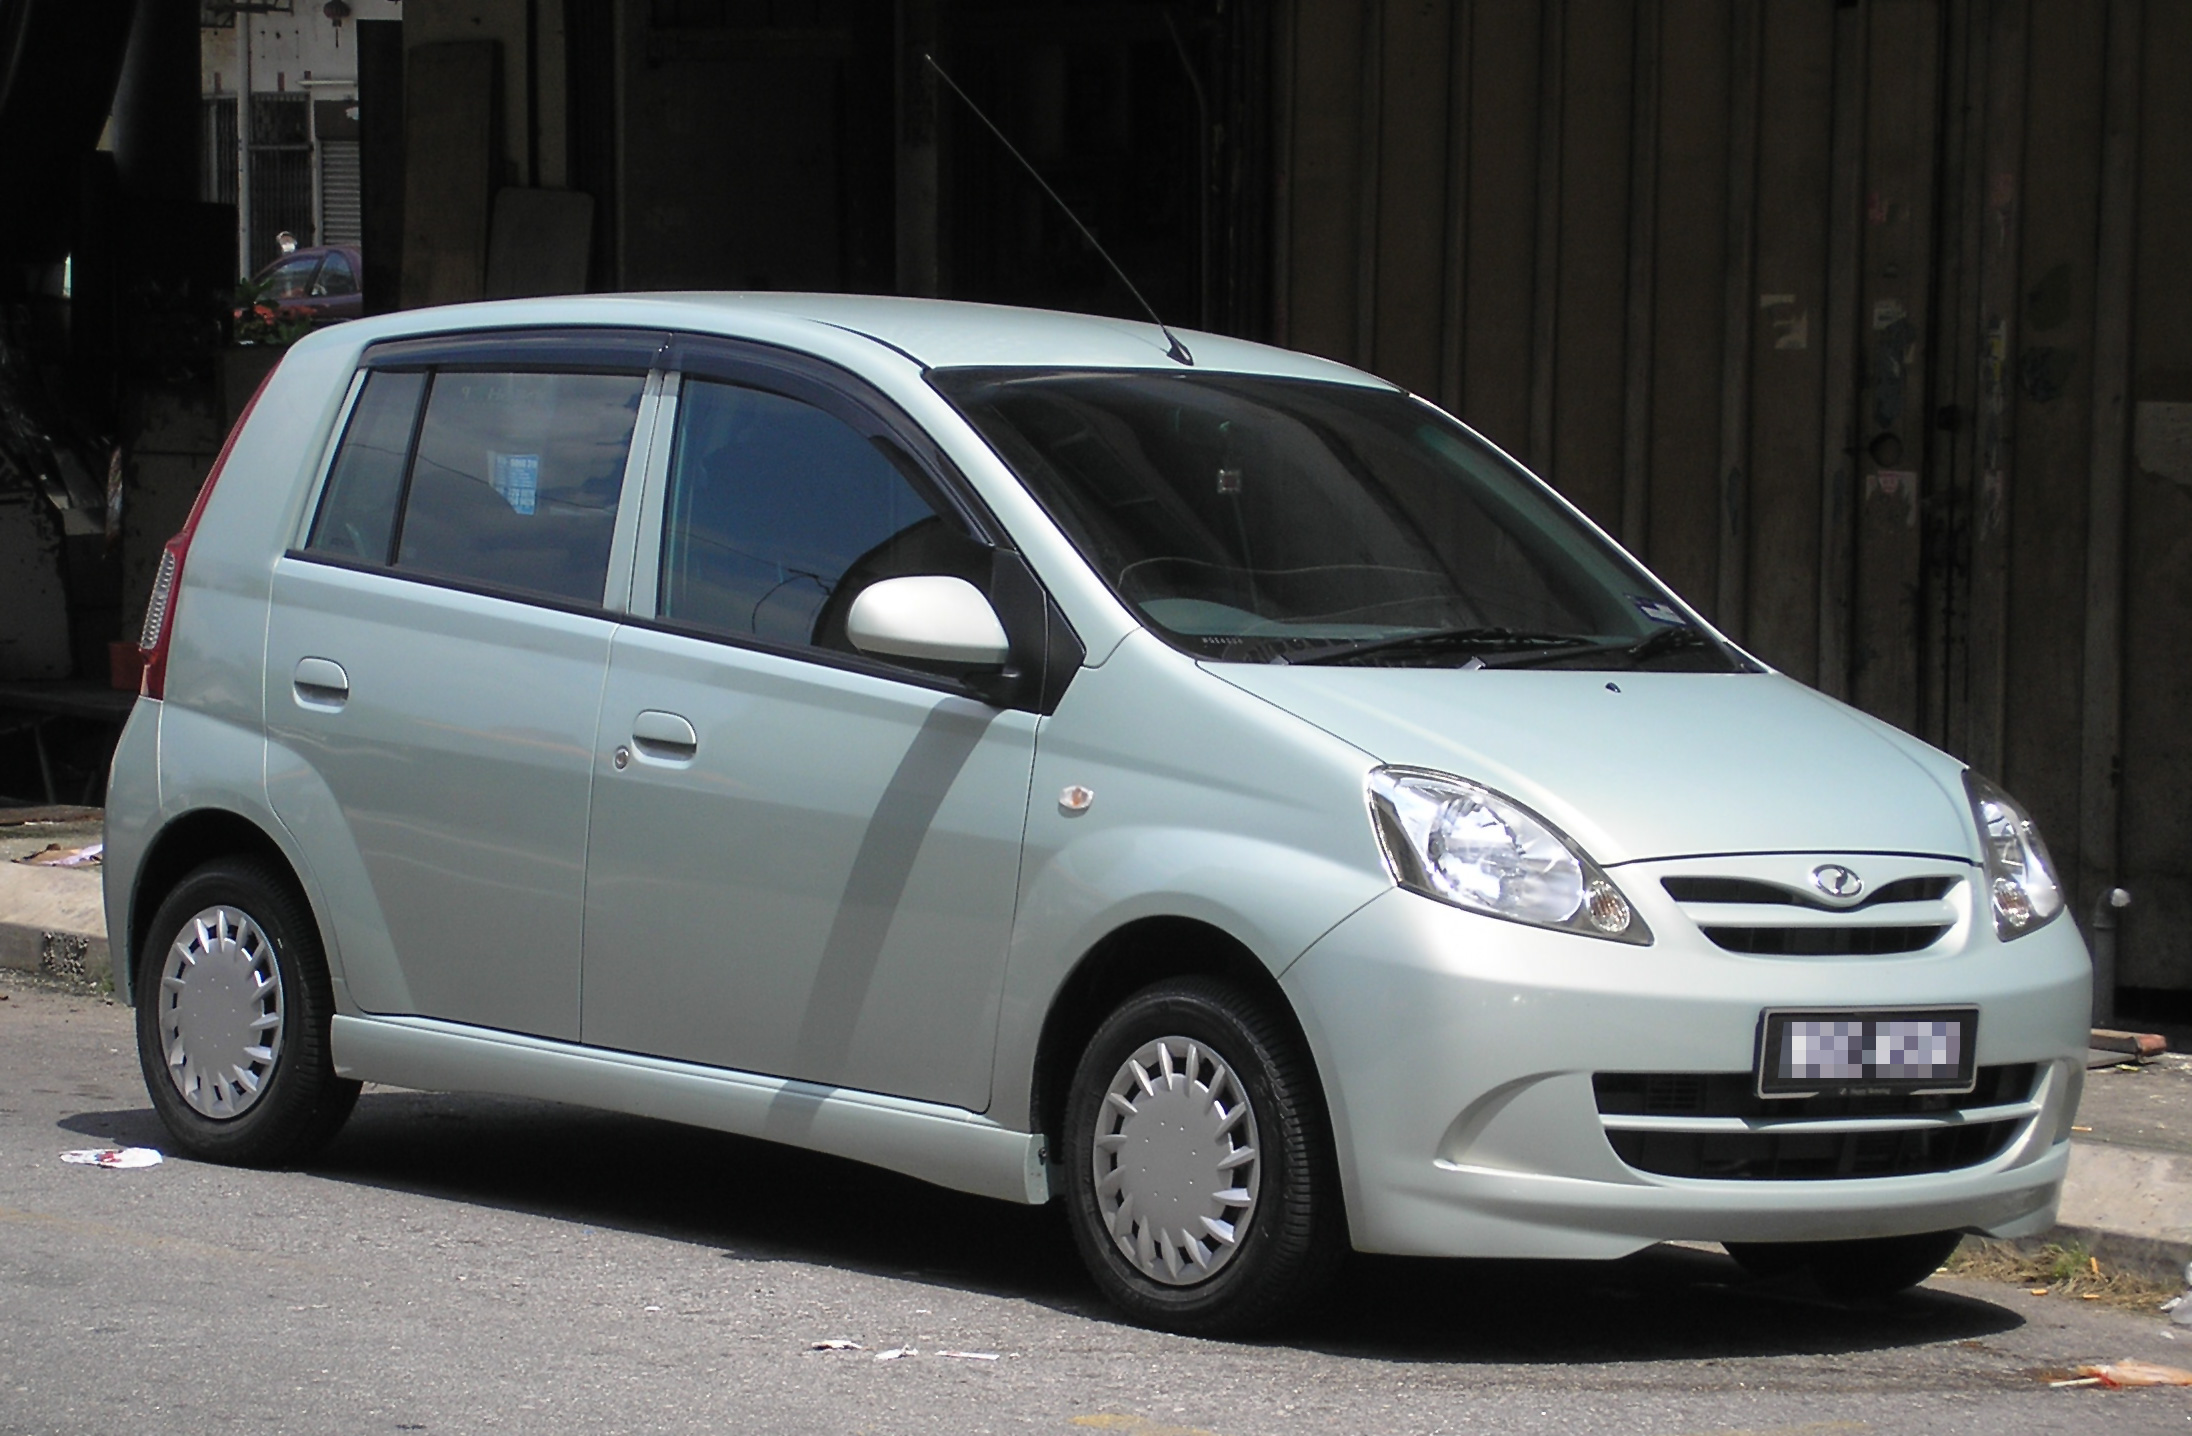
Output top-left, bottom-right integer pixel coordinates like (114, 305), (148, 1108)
(62, 1091), (2024, 1362)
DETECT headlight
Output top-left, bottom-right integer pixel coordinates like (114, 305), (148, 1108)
(1964, 771), (2063, 939)
(1366, 768), (1650, 944)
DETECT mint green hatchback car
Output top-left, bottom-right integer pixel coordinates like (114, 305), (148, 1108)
(108, 295), (2090, 1333)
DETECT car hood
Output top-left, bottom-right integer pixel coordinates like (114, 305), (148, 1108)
(1205, 665), (1978, 866)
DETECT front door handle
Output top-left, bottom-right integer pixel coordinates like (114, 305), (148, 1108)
(293, 656), (350, 709)
(630, 709), (699, 761)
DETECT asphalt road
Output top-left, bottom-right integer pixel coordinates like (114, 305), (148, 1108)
(4, 973), (2190, 1436)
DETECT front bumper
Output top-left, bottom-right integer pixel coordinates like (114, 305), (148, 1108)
(1280, 874), (2090, 1259)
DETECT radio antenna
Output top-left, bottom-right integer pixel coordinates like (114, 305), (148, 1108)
(922, 52), (1194, 367)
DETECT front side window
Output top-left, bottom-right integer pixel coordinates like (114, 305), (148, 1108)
(303, 366), (645, 607)
(933, 369), (1736, 671)
(657, 378), (976, 655)
(265, 254), (320, 300)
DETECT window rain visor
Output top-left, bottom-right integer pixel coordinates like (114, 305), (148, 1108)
(931, 369), (1732, 670)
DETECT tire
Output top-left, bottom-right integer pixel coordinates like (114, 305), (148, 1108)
(1725, 1230), (1963, 1300)
(1061, 977), (1344, 1335)
(134, 856), (359, 1165)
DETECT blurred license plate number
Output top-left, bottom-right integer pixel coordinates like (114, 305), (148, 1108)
(1755, 1008), (1978, 1098)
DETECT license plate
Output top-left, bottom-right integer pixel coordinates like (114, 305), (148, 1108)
(1754, 1007), (1979, 1098)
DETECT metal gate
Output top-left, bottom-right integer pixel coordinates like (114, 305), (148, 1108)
(248, 92), (314, 271)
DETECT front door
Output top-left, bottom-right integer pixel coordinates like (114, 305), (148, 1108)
(579, 367), (1035, 1113)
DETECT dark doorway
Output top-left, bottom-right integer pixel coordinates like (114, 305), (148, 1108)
(936, 0), (1268, 339)
(620, 0), (895, 294)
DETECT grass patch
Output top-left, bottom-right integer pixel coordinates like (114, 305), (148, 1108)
(1946, 1239), (2181, 1312)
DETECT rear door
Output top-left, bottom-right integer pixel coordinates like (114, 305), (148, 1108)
(578, 345), (1041, 1112)
(265, 330), (666, 1039)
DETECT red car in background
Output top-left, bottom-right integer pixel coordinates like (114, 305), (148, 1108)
(252, 245), (364, 324)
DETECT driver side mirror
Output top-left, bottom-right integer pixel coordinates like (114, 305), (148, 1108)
(845, 575), (1012, 668)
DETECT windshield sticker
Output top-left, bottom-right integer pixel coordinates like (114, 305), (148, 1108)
(1630, 596), (1685, 626)
(491, 453), (540, 515)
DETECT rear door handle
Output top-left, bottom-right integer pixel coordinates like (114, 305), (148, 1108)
(630, 709), (698, 761)
(292, 657), (350, 708)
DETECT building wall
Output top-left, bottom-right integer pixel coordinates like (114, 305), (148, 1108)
(403, 0), (566, 191)
(201, 2), (403, 273)
(200, 1), (405, 96)
(1271, 0), (2192, 997)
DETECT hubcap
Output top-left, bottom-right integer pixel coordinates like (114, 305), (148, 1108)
(1091, 1035), (1261, 1286)
(157, 905), (285, 1120)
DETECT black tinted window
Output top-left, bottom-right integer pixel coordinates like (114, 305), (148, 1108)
(306, 369), (425, 563)
(659, 379), (966, 653)
(396, 371), (644, 604)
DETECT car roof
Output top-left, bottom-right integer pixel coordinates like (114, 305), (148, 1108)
(330, 292), (1393, 384)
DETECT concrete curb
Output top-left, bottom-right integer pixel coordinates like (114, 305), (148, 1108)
(2032, 1139), (2192, 1286)
(0, 862), (110, 991)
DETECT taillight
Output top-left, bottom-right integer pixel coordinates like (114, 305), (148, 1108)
(139, 362), (279, 699)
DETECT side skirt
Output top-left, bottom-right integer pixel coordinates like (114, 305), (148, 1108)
(331, 1014), (1052, 1204)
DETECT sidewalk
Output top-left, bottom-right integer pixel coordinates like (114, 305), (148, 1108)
(3, 803), (2186, 1282)
(0, 808), (108, 989)
(2051, 1050), (2192, 1284)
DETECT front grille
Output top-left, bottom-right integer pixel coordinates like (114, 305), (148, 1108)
(1594, 1064), (2037, 1120)
(1661, 875), (1957, 910)
(1592, 1064), (2038, 1181)
(1604, 1121), (2020, 1180)
(1699, 924), (1948, 955)
(1661, 870), (1963, 956)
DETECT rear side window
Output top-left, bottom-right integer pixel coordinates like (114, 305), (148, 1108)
(315, 252), (357, 296)
(658, 379), (966, 652)
(399, 372), (644, 603)
(303, 367), (646, 607)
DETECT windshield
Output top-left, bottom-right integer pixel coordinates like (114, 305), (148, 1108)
(931, 368), (1737, 670)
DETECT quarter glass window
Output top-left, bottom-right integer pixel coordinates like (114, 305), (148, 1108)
(659, 379), (959, 654)
(306, 369), (426, 563)
(395, 371), (645, 605)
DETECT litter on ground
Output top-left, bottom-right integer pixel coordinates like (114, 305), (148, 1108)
(18, 842), (102, 867)
(60, 1147), (162, 1169)
(2074, 1360), (2192, 1389)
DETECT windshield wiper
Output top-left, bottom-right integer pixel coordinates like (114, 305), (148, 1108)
(1277, 626), (1599, 666)
(1477, 623), (1723, 670)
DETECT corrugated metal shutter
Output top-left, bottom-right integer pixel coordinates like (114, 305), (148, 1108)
(320, 139), (362, 245)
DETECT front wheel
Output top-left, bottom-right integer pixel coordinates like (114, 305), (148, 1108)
(135, 857), (359, 1165)
(1725, 1230), (1964, 1300)
(1061, 977), (1344, 1335)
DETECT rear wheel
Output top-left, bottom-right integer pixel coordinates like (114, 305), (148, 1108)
(135, 857), (359, 1165)
(1061, 977), (1343, 1335)
(1725, 1230), (1964, 1300)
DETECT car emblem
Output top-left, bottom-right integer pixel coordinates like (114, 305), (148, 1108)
(1811, 864), (1864, 900)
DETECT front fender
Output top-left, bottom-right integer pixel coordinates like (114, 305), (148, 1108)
(986, 631), (1392, 1129)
